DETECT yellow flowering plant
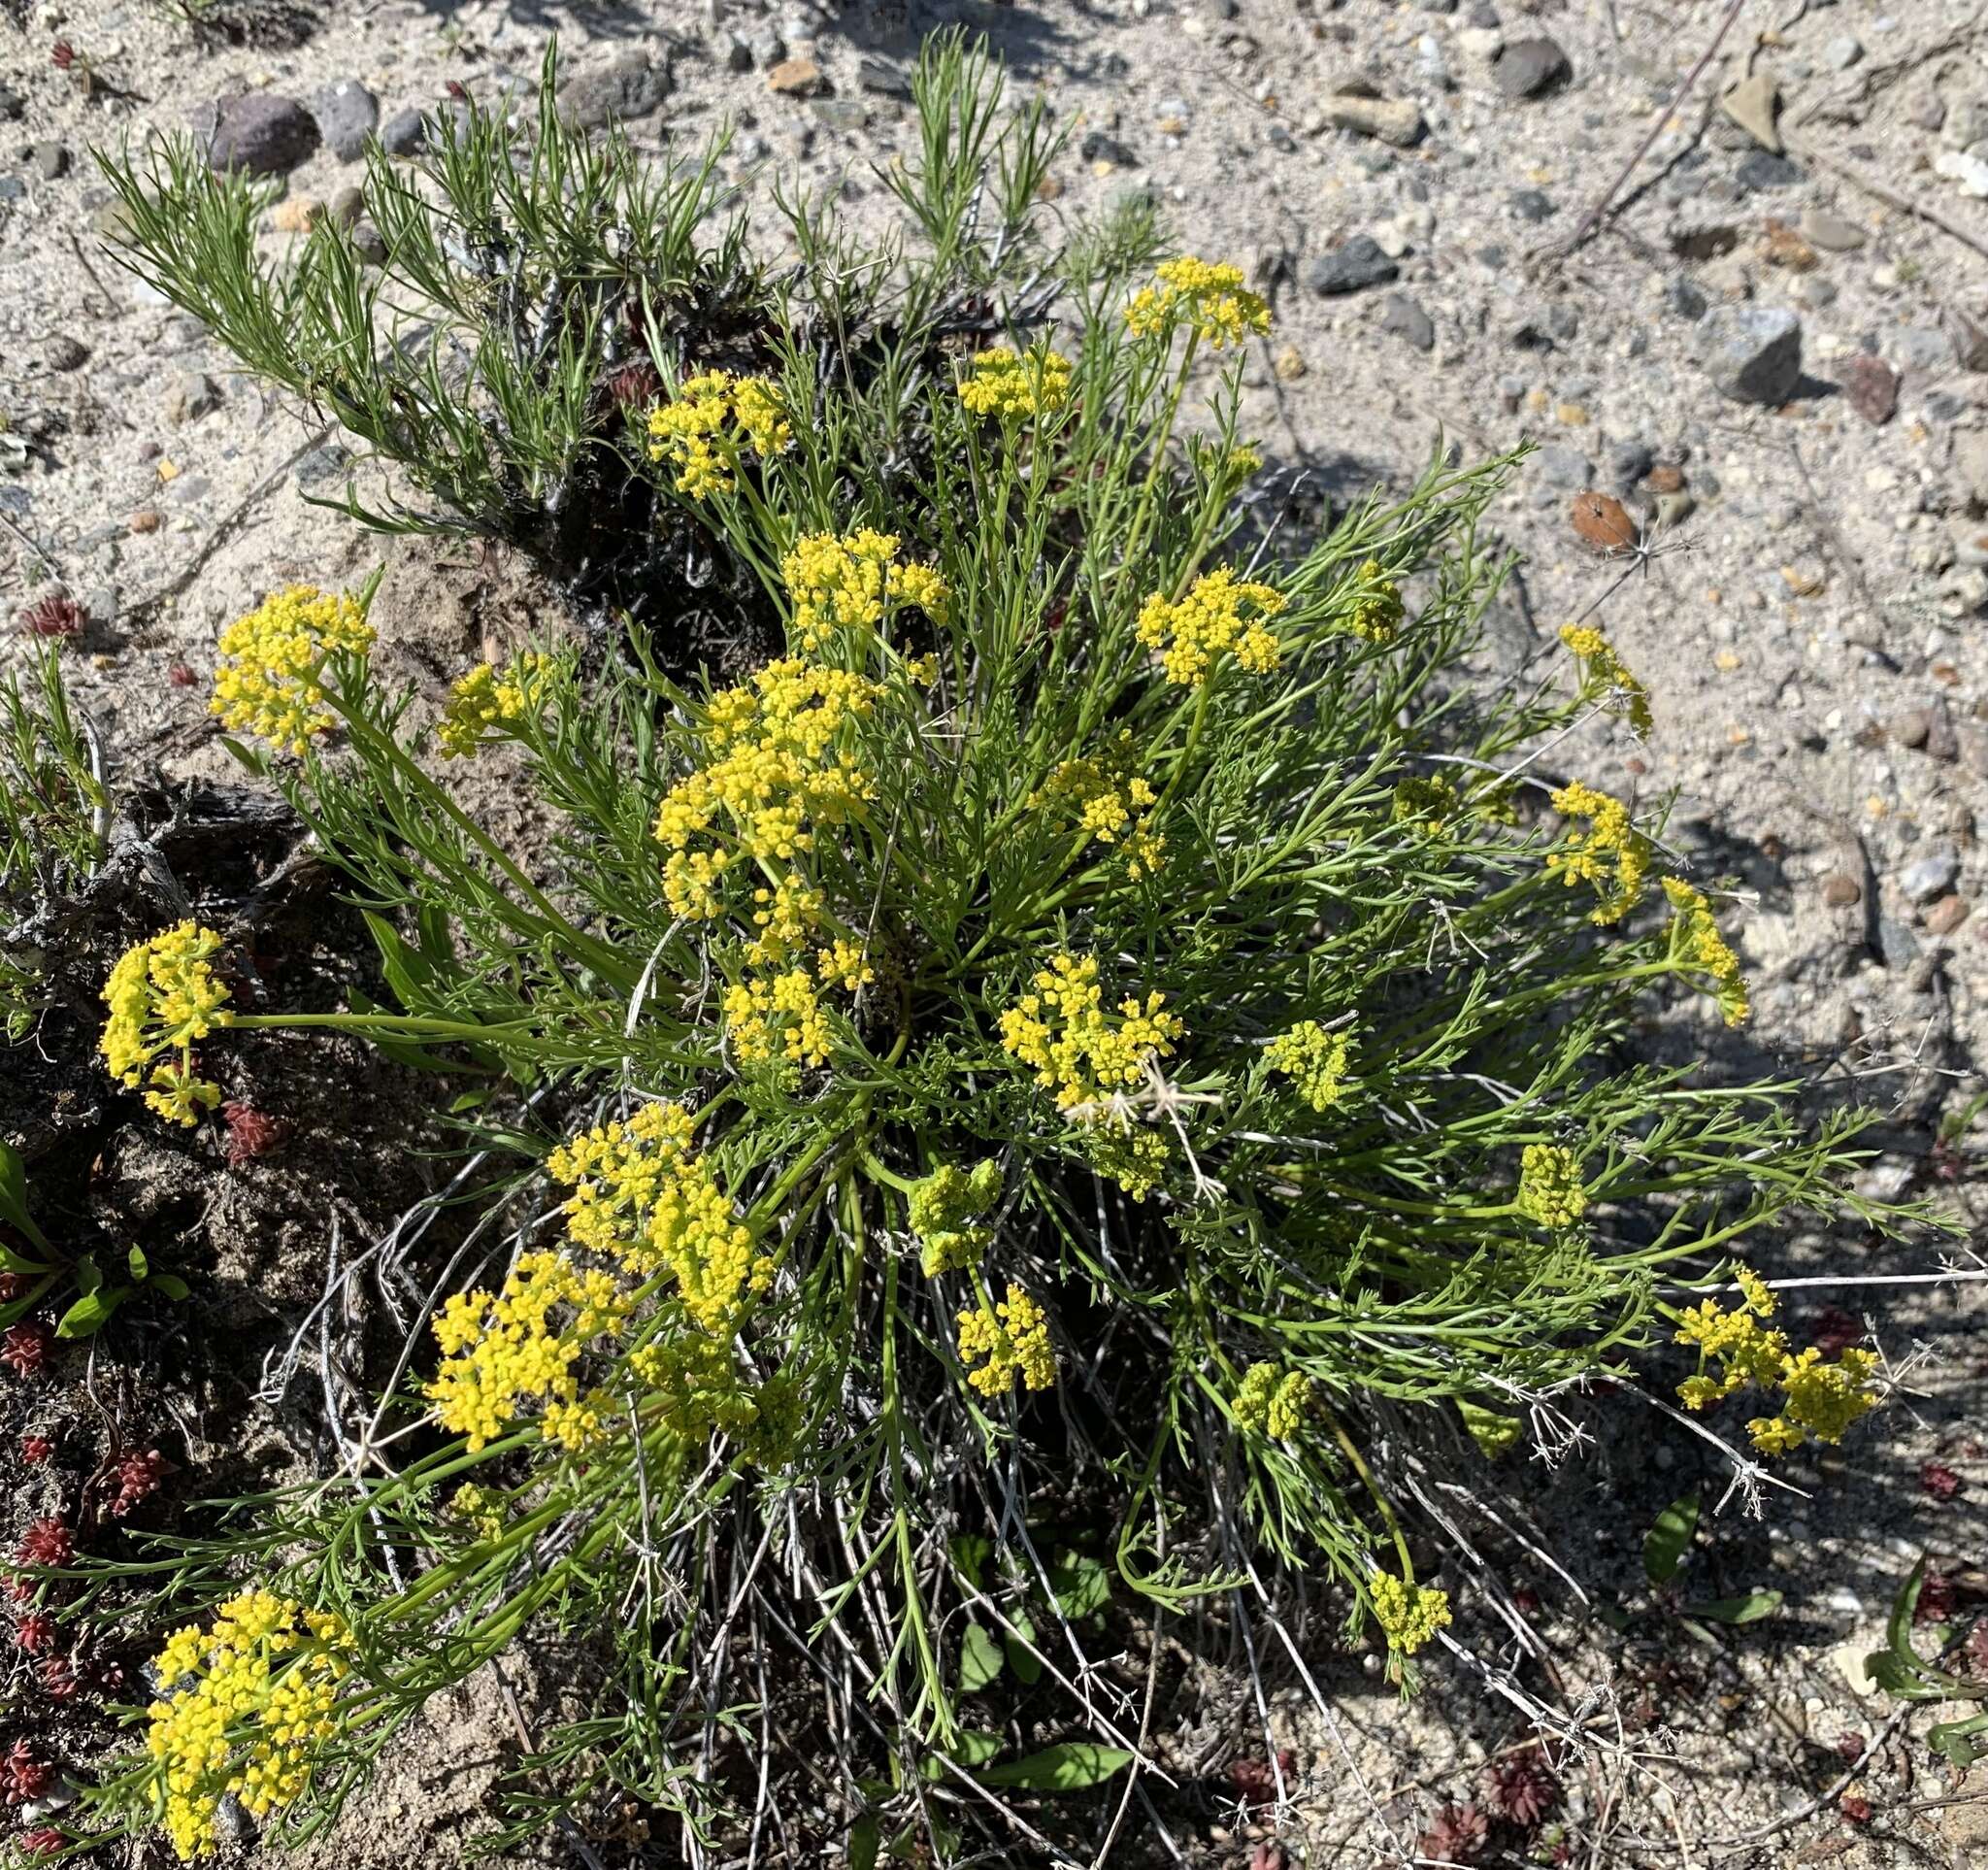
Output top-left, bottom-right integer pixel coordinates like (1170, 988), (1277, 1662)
(60, 32), (1950, 1870)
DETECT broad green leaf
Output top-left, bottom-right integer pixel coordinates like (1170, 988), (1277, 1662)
(1004, 1609), (1042, 1686)
(1458, 1399), (1522, 1460)
(847, 1814), (880, 1870)
(149, 1273), (191, 1303)
(957, 1621), (1004, 1694)
(1643, 1492), (1700, 1586)
(55, 1288), (116, 1339)
(948, 1534), (993, 1591)
(920, 1729), (1003, 1781)
(1685, 1590), (1781, 1625)
(1048, 1550), (1111, 1620)
(72, 1253), (102, 1298)
(978, 1743), (1134, 1792)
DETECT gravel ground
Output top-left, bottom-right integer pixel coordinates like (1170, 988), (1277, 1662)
(4, 0), (1988, 1863)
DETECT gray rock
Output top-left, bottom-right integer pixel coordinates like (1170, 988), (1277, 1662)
(1665, 278), (1708, 321)
(1306, 235), (1399, 295)
(1902, 848), (1959, 903)
(859, 56), (912, 99)
(1536, 446), (1593, 488)
(33, 142), (69, 181)
(0, 84), (23, 122)
(327, 184), (365, 228)
(752, 27), (789, 67)
(1080, 131), (1141, 166)
(1951, 431), (1988, 506)
(1495, 37), (1570, 100)
(1798, 208), (1865, 250)
(1942, 98), (1988, 150)
(1719, 70), (1781, 152)
(1893, 325), (1951, 374)
(294, 442), (353, 488)
(46, 335), (88, 372)
(1700, 305), (1803, 403)
(557, 50), (673, 130)
(1380, 293), (1435, 351)
(1326, 94), (1424, 147)
(0, 177), (23, 203)
(164, 372), (220, 424)
(1508, 187), (1556, 222)
(1736, 150), (1804, 191)
(1608, 441), (1654, 490)
(1823, 34), (1863, 72)
(208, 93), (319, 177)
(310, 80), (379, 162)
(350, 219), (387, 264)
(723, 34), (753, 73)
(379, 107), (426, 157)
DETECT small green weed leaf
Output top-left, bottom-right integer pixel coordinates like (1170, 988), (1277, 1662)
(948, 1534), (992, 1591)
(1883, 1558), (1926, 1667)
(978, 1743), (1134, 1792)
(1048, 1550), (1110, 1620)
(1643, 1492), (1700, 1586)
(1457, 1399), (1522, 1460)
(127, 1244), (149, 1281)
(55, 1287), (117, 1339)
(957, 1621), (1004, 1694)
(847, 1814), (880, 1870)
(1594, 1602), (1634, 1634)
(1004, 1609), (1042, 1685)
(920, 1729), (1003, 1781)
(149, 1273), (191, 1303)
(1685, 1590), (1781, 1626)
(73, 1253), (102, 1298)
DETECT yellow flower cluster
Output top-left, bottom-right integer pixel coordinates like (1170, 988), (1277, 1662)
(426, 1249), (629, 1451)
(1342, 560), (1404, 643)
(1674, 1267), (1879, 1455)
(1544, 781), (1651, 926)
(1135, 566), (1286, 686)
(780, 528), (949, 652)
(1663, 879), (1749, 1027)
(1232, 1361), (1313, 1439)
(724, 962), (842, 1067)
(957, 344), (1074, 419)
(1264, 1020), (1353, 1113)
(211, 585), (373, 757)
(908, 1158), (1003, 1276)
(1368, 1571), (1452, 1655)
(436, 651), (553, 759)
(1392, 775), (1460, 834)
(646, 369), (790, 499)
(1515, 1143), (1587, 1229)
(548, 1103), (770, 1335)
(1560, 623), (1653, 738)
(100, 921), (233, 1126)
(1033, 729), (1167, 877)
(448, 1483), (503, 1543)
(654, 658), (878, 920)
(147, 1590), (355, 1860)
(956, 1283), (1056, 1395)
(1124, 257), (1271, 350)
(998, 952), (1186, 1114)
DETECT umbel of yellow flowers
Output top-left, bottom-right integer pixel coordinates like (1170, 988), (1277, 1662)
(98, 920), (233, 1126)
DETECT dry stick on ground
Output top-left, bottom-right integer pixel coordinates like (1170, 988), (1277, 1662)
(1556, 0), (1748, 260)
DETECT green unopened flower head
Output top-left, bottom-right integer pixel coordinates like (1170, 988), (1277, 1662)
(908, 1158), (1003, 1276)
